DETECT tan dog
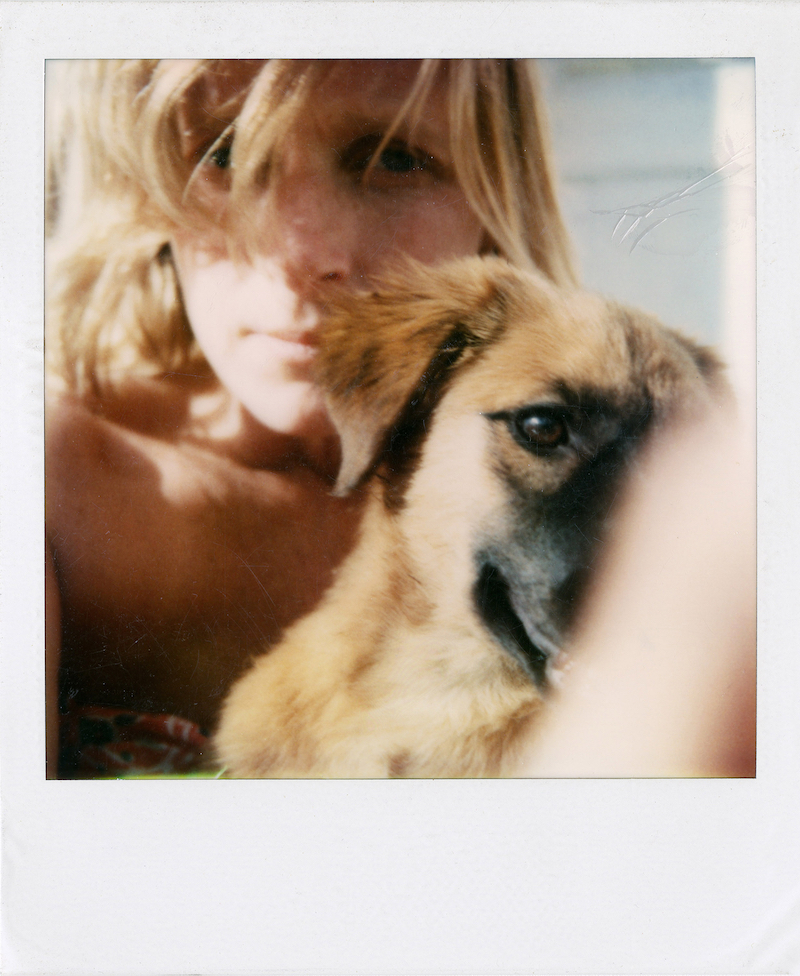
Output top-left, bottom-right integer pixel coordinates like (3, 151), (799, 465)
(215, 256), (725, 778)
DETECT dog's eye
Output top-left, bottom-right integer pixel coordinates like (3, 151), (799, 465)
(515, 409), (569, 451)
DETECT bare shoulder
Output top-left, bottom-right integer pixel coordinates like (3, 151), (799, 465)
(46, 376), (196, 467)
(45, 387), (228, 614)
(45, 386), (362, 625)
(46, 391), (115, 470)
(46, 380), (240, 516)
(46, 389), (190, 522)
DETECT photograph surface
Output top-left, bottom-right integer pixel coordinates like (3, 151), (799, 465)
(45, 58), (755, 780)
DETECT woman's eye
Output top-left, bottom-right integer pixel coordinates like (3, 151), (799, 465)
(208, 141), (232, 169)
(515, 410), (569, 451)
(342, 134), (436, 183)
(203, 133), (234, 170)
(376, 145), (428, 174)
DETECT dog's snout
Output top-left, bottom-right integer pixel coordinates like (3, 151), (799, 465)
(473, 561), (551, 687)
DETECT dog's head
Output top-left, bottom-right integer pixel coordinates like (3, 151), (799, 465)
(319, 256), (726, 688)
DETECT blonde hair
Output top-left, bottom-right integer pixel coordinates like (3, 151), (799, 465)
(46, 59), (576, 397)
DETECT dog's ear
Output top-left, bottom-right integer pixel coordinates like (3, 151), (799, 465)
(318, 256), (525, 495)
(610, 302), (733, 432)
(671, 332), (729, 394)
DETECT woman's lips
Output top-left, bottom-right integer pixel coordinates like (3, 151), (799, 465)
(239, 325), (317, 345)
(238, 329), (318, 365)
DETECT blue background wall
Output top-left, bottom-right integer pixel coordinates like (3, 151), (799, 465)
(540, 59), (755, 348)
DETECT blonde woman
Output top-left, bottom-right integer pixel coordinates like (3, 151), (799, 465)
(46, 59), (576, 777)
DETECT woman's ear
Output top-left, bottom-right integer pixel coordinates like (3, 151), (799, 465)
(318, 256), (516, 495)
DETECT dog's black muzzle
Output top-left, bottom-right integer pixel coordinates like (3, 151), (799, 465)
(473, 559), (562, 687)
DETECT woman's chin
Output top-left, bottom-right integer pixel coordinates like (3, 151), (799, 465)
(242, 385), (334, 441)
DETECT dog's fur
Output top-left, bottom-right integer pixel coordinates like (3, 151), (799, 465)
(215, 256), (725, 778)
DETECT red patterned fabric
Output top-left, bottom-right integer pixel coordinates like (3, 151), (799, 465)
(59, 706), (211, 778)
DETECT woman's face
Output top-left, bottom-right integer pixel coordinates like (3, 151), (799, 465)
(171, 60), (484, 442)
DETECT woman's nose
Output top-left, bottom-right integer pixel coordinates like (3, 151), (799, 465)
(265, 157), (362, 297)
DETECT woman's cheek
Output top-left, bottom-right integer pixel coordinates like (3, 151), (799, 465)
(385, 191), (484, 265)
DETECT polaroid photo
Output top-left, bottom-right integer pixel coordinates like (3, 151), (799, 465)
(1, 3), (797, 974)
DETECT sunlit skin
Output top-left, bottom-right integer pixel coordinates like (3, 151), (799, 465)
(46, 61), (485, 761)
